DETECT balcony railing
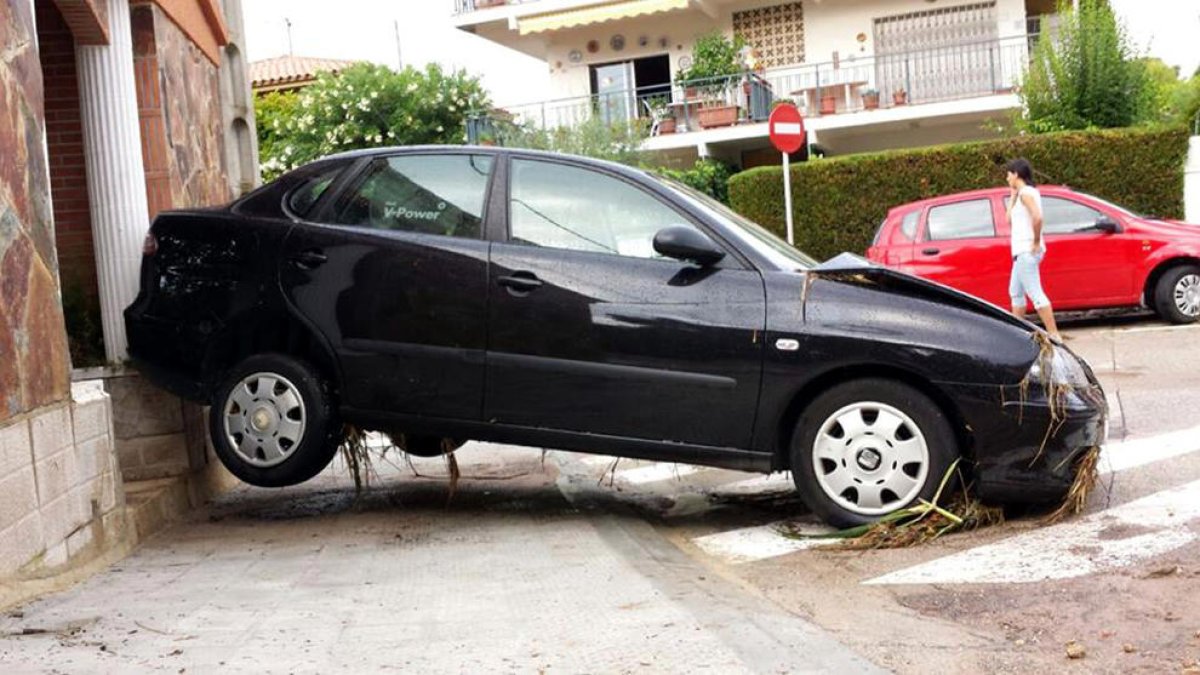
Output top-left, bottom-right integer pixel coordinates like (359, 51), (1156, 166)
(469, 34), (1037, 142)
(453, 0), (539, 14)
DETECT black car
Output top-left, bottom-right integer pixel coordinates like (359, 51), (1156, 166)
(125, 146), (1106, 527)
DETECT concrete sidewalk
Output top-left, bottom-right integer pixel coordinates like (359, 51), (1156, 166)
(0, 445), (879, 674)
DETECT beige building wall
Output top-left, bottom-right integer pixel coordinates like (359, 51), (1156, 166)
(504, 0), (1030, 105)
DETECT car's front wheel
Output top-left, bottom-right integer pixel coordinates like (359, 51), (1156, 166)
(209, 354), (342, 488)
(1154, 265), (1200, 324)
(791, 379), (958, 528)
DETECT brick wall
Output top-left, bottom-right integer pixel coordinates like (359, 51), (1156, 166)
(37, 2), (99, 304)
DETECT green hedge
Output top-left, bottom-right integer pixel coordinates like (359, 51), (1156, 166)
(728, 126), (1190, 261)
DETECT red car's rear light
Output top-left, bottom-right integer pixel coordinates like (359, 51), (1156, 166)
(142, 232), (158, 256)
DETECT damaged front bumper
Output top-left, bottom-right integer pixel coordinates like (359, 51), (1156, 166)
(943, 380), (1107, 504)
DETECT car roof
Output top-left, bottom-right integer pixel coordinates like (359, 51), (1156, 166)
(889, 185), (1079, 215)
(321, 144), (651, 181)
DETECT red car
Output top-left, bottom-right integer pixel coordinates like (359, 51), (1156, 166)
(867, 186), (1200, 323)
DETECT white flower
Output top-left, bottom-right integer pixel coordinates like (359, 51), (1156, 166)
(406, 82), (418, 93)
(386, 130), (396, 138)
(436, 125), (443, 132)
(374, 134), (383, 144)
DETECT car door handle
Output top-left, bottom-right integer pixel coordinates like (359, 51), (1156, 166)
(497, 272), (543, 294)
(290, 249), (328, 269)
(921, 247), (941, 256)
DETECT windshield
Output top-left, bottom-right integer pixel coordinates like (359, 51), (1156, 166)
(654, 176), (819, 271)
(1084, 194), (1142, 219)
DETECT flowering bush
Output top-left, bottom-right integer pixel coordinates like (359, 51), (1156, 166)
(256, 62), (490, 180)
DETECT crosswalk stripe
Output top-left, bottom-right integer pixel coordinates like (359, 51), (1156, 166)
(864, 478), (1200, 585)
(692, 521), (836, 564)
(1100, 423), (1200, 474)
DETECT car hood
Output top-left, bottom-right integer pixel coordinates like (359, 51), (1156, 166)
(810, 253), (1032, 331)
(1130, 217), (1200, 238)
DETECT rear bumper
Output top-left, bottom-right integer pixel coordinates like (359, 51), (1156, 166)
(943, 381), (1107, 504)
(124, 306), (209, 403)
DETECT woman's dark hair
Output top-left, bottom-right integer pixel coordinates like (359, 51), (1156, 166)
(1005, 157), (1035, 186)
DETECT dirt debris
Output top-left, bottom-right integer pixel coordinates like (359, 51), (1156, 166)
(1065, 640), (1087, 659)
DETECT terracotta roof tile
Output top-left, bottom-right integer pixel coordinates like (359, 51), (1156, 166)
(249, 55), (361, 90)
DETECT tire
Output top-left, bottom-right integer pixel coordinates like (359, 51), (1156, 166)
(1153, 265), (1200, 324)
(790, 378), (958, 529)
(209, 353), (342, 488)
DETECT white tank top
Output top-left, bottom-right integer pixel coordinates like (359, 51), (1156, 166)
(1010, 185), (1046, 256)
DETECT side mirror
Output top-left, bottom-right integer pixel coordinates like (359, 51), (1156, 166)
(1094, 216), (1120, 234)
(653, 225), (726, 266)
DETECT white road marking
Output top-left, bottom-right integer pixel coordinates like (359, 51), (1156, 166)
(690, 428), (1200, 568)
(1100, 423), (1200, 474)
(864, 478), (1200, 585)
(1110, 323), (1200, 334)
(618, 462), (705, 485)
(692, 522), (837, 564)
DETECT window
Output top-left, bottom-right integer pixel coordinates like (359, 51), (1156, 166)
(1042, 197), (1104, 235)
(330, 154), (493, 238)
(509, 159), (695, 260)
(285, 164), (343, 218)
(926, 199), (995, 240)
(900, 210), (920, 240)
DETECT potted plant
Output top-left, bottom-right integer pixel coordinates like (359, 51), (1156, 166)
(892, 87), (908, 106)
(861, 88), (880, 110)
(647, 97), (676, 135)
(675, 32), (745, 128)
(819, 90), (838, 115)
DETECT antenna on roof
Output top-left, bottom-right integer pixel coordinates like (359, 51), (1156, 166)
(394, 20), (403, 70)
(285, 17), (293, 56)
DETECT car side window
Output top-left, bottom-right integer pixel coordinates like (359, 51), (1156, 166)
(509, 158), (697, 259)
(926, 199), (995, 241)
(329, 154), (493, 238)
(286, 165), (343, 218)
(900, 210), (920, 240)
(1042, 197), (1104, 235)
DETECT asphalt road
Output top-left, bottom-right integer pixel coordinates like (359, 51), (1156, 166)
(2, 317), (1198, 673)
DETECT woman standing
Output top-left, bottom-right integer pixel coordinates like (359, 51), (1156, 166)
(1005, 158), (1061, 342)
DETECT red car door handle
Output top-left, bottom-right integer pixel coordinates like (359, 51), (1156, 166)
(921, 247), (940, 256)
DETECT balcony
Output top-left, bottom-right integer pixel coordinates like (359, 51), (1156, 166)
(468, 34), (1036, 150)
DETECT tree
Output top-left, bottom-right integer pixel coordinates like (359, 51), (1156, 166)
(255, 62), (490, 180)
(1018, 0), (1153, 132)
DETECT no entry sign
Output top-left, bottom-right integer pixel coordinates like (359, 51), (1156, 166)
(769, 103), (806, 155)
(768, 103), (805, 245)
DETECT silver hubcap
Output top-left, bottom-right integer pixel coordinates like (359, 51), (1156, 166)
(812, 401), (930, 517)
(1174, 274), (1200, 317)
(223, 372), (306, 467)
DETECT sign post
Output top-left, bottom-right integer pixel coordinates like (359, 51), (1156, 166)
(768, 103), (805, 246)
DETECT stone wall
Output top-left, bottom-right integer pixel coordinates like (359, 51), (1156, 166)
(1, 0), (72, 423)
(132, 2), (230, 218)
(0, 381), (126, 578)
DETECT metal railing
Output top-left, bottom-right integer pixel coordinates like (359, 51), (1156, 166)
(453, 0), (539, 14)
(469, 34), (1036, 140)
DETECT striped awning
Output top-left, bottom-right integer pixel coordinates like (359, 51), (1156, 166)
(517, 0), (691, 36)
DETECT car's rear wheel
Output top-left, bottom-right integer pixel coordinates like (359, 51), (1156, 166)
(791, 379), (958, 529)
(209, 353), (342, 487)
(1154, 265), (1200, 324)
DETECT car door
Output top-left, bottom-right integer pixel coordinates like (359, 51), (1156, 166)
(484, 156), (766, 450)
(1037, 194), (1138, 309)
(908, 197), (1010, 307)
(278, 152), (496, 419)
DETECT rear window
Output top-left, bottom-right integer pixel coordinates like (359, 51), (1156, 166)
(900, 210), (920, 240)
(927, 199), (995, 241)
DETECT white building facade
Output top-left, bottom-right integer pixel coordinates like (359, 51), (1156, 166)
(454, 0), (1058, 166)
